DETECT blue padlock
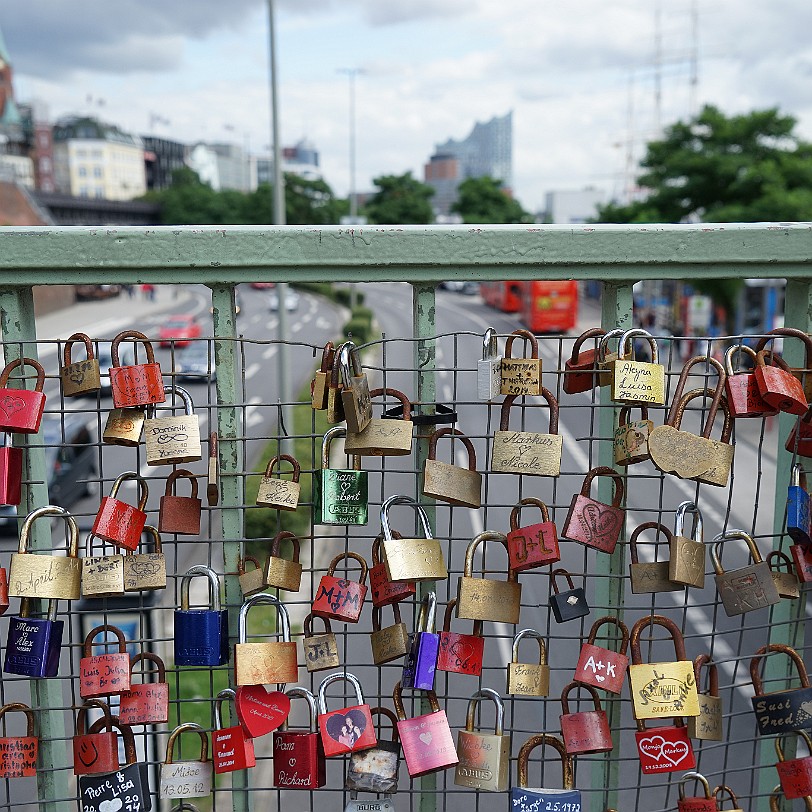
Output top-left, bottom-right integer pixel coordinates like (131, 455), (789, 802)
(174, 565), (228, 666)
(4, 598), (63, 678)
(402, 591), (440, 691)
(788, 463), (811, 545)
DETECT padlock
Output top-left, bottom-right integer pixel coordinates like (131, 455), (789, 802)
(507, 628), (549, 696)
(344, 387), (414, 456)
(61, 332), (102, 397)
(312, 552), (369, 623)
(144, 384), (202, 465)
(787, 408), (812, 458)
(174, 565), (229, 666)
(506, 497), (560, 572)
(563, 327), (607, 394)
(370, 532), (416, 607)
(574, 615), (630, 694)
(756, 327), (812, 403)
(724, 343), (778, 418)
(73, 699), (119, 776)
(339, 340), (373, 433)
(119, 652), (170, 725)
(79, 624), (131, 699)
(634, 717), (696, 774)
(256, 453), (301, 510)
(303, 612), (340, 672)
(81, 532), (125, 598)
(792, 541), (812, 584)
(769, 550), (801, 599)
(491, 390), (563, 476)
(346, 705), (401, 793)
(610, 328), (666, 404)
(213, 688), (256, 774)
(669, 500), (706, 588)
(326, 344), (345, 424)
(0, 433), (21, 505)
(402, 591), (440, 691)
(456, 531), (521, 624)
(92, 471), (149, 551)
(159, 722), (212, 799)
(678, 771), (718, 812)
(628, 615), (699, 719)
(4, 598), (63, 678)
(687, 654), (723, 741)
(0, 567), (7, 616)
(455, 688), (510, 791)
(0, 357), (46, 434)
(613, 405), (653, 466)
(103, 406), (145, 447)
(597, 328), (625, 387)
(712, 529), (780, 616)
(437, 598), (484, 677)
(393, 680), (457, 776)
(0, 703), (37, 777)
(380, 494), (447, 582)
(265, 530), (303, 592)
(478, 327), (502, 400)
(371, 603), (409, 666)
(549, 568), (590, 623)
(713, 784), (745, 812)
(500, 328), (542, 395)
(9, 504), (81, 600)
(422, 426), (482, 508)
(235, 593), (298, 686)
(159, 469), (202, 535)
(273, 687), (326, 789)
(788, 463), (812, 545)
(317, 672), (377, 757)
(755, 348), (808, 416)
(109, 329), (165, 409)
(511, 733), (581, 808)
(311, 341), (335, 410)
(750, 643), (812, 735)
(559, 682), (613, 755)
(562, 466), (625, 554)
(123, 524), (167, 592)
(769, 785), (810, 812)
(313, 426), (368, 525)
(776, 731), (812, 799)
(629, 521), (681, 594)
(207, 430), (219, 506)
(345, 793), (394, 812)
(238, 554), (265, 597)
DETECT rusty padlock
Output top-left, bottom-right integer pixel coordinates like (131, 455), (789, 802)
(159, 469), (201, 535)
(79, 624), (131, 699)
(712, 529), (780, 616)
(678, 771), (718, 812)
(614, 405), (653, 466)
(0, 358), (46, 434)
(109, 330), (165, 409)
(303, 612), (340, 673)
(511, 733), (581, 807)
(312, 552), (369, 623)
(629, 521), (681, 594)
(563, 327), (607, 394)
(756, 327), (812, 402)
(92, 472), (149, 551)
(73, 699), (119, 776)
(256, 453), (301, 510)
(776, 731), (812, 800)
(669, 501), (706, 589)
(713, 785), (745, 812)
(769, 550), (801, 599)
(724, 343), (778, 418)
(574, 615), (630, 694)
(0, 702), (37, 777)
(265, 531), (303, 592)
(750, 643), (812, 735)
(422, 426), (482, 508)
(687, 654), (723, 741)
(506, 497), (559, 572)
(346, 705), (400, 793)
(500, 328), (541, 395)
(559, 682), (613, 755)
(61, 332), (101, 397)
(754, 347), (808, 416)
(81, 532), (125, 598)
(562, 466), (625, 554)
(213, 688), (255, 775)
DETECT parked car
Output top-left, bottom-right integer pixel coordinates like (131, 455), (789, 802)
(269, 290), (300, 312)
(175, 340), (216, 382)
(75, 284), (121, 301)
(251, 281), (275, 290)
(159, 314), (202, 348)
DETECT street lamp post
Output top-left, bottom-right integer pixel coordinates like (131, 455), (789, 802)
(338, 67), (365, 220)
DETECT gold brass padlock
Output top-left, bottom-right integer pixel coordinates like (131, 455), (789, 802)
(454, 688), (510, 792)
(264, 531), (303, 592)
(234, 594), (298, 686)
(507, 628), (550, 696)
(103, 407), (145, 447)
(325, 347), (345, 424)
(669, 501), (706, 589)
(82, 532), (125, 598)
(238, 554), (266, 597)
(256, 454), (301, 511)
(767, 550), (801, 600)
(311, 341), (335, 410)
(144, 384), (202, 466)
(123, 525), (166, 592)
(370, 603), (409, 666)
(380, 494), (447, 583)
(303, 612), (339, 673)
(613, 405), (653, 466)
(610, 327), (665, 404)
(500, 329), (542, 396)
(339, 340), (372, 434)
(344, 387), (414, 456)
(457, 532), (521, 625)
(61, 332), (101, 397)
(422, 427), (482, 509)
(711, 529), (780, 616)
(687, 654), (723, 741)
(628, 521), (681, 595)
(714, 785), (744, 812)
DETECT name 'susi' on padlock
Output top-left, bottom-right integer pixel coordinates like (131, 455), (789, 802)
(750, 644), (812, 735)
(507, 628), (549, 697)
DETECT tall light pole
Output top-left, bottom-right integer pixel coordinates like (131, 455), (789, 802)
(338, 67), (365, 220)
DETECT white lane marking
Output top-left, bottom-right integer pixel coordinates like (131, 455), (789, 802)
(316, 317), (332, 330)
(249, 314), (262, 325)
(245, 396), (263, 428)
(442, 384), (453, 402)
(262, 346), (278, 360)
(292, 322), (303, 333)
(438, 370), (449, 380)
(244, 363), (260, 380)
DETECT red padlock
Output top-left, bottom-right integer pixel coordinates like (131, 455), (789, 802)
(108, 330), (165, 409)
(559, 682), (613, 755)
(791, 542), (812, 583)
(787, 407), (812, 458)
(0, 567), (8, 616)
(273, 687), (326, 789)
(756, 326), (812, 403)
(776, 731), (812, 799)
(0, 434), (21, 506)
(73, 700), (119, 776)
(437, 598), (484, 677)
(678, 772), (718, 811)
(635, 717), (695, 775)
(79, 625), (131, 699)
(562, 466), (625, 554)
(507, 496), (560, 572)
(92, 471), (149, 551)
(214, 688), (256, 774)
(0, 702), (37, 777)
(0, 358), (46, 434)
(754, 349), (808, 416)
(158, 469), (202, 535)
(724, 344), (778, 418)
(119, 652), (169, 725)
(312, 552), (368, 623)
(317, 672), (377, 757)
(574, 616), (630, 694)
(563, 327), (607, 394)
(369, 532), (416, 608)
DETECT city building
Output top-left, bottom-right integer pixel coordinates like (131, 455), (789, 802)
(143, 135), (186, 191)
(542, 187), (608, 224)
(248, 138), (322, 191)
(187, 142), (250, 192)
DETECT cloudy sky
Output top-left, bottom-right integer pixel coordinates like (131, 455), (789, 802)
(4, 1), (812, 212)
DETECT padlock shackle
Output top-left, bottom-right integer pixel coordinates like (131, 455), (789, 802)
(465, 687), (504, 735)
(238, 554), (262, 576)
(19, 596), (58, 622)
(139, 524), (163, 555)
(270, 530), (300, 562)
(63, 332), (95, 366)
(713, 784), (740, 809)
(304, 611), (333, 637)
(75, 698), (114, 736)
(109, 471), (149, 511)
(415, 591), (437, 634)
(317, 671), (365, 714)
(380, 494), (432, 542)
(129, 652), (166, 684)
(321, 425), (361, 471)
(482, 327), (499, 361)
(264, 453), (301, 481)
(463, 531), (514, 582)
(629, 614), (689, 664)
(18, 504), (79, 557)
(724, 343), (758, 376)
(111, 329), (156, 366)
(628, 521), (672, 564)
(711, 529), (764, 575)
(678, 771), (713, 801)
(0, 702), (35, 738)
(371, 601), (402, 632)
(619, 328), (658, 364)
(318, 341), (335, 373)
(146, 384), (194, 417)
(570, 327), (607, 363)
(509, 497), (551, 531)
(550, 567), (578, 595)
(693, 654), (719, 697)
(671, 386), (733, 442)
(442, 598), (483, 636)
(674, 500), (703, 542)
(792, 461), (808, 490)
(214, 688), (237, 729)
(666, 355), (726, 427)
(585, 615), (630, 654)
(170, 804), (204, 812)
(755, 327), (812, 365)
(87, 713), (137, 766)
(767, 549), (795, 574)
(500, 389), (558, 434)
(750, 643), (811, 694)
(325, 551), (369, 584)
(597, 328), (625, 362)
(338, 340), (363, 384)
(579, 466), (625, 507)
(370, 705), (400, 743)
(180, 564), (221, 612)
(0, 357), (45, 391)
(617, 404), (649, 427)
(775, 729), (812, 762)
(84, 530), (113, 557)
(516, 733), (573, 790)
(371, 529), (401, 565)
(368, 387), (412, 421)
(756, 348), (794, 376)
(392, 679), (440, 719)
(83, 624), (127, 658)
(164, 469), (198, 500)
(427, 426), (478, 471)
(281, 687), (318, 731)
(238, 593), (291, 643)
(511, 628), (547, 666)
(504, 328), (539, 360)
(560, 681), (602, 716)
(164, 722), (208, 765)
(635, 715), (687, 732)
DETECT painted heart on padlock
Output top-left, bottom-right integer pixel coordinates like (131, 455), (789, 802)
(648, 426), (717, 479)
(235, 684), (290, 738)
(579, 503), (621, 545)
(639, 735), (689, 766)
(324, 709), (368, 747)
(450, 639), (475, 667)
(419, 732), (433, 746)
(0, 396), (25, 418)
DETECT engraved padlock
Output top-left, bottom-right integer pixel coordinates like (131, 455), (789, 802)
(4, 597), (63, 678)
(564, 327), (607, 394)
(303, 612), (340, 672)
(455, 688), (510, 791)
(265, 530), (303, 592)
(562, 466), (625, 554)
(344, 387), (414, 456)
(775, 731), (812, 800)
(339, 340), (373, 433)
(574, 615), (630, 694)
(422, 426), (482, 508)
(669, 501), (706, 588)
(273, 687), (326, 789)
(159, 469), (202, 535)
(313, 426), (368, 525)
(213, 688), (256, 774)
(256, 453), (301, 510)
(119, 652), (169, 726)
(769, 550), (801, 599)
(371, 603), (409, 666)
(678, 771), (718, 812)
(312, 551), (369, 623)
(159, 722), (212, 799)
(79, 624), (131, 699)
(755, 326), (812, 403)
(478, 327), (502, 400)
(380, 494), (446, 582)
(712, 529), (780, 616)
(81, 532), (125, 598)
(0, 357), (46, 434)
(311, 341), (335, 410)
(610, 328), (665, 404)
(145, 384), (202, 465)
(369, 531), (416, 607)
(123, 524), (167, 592)
(235, 593), (298, 685)
(0, 702), (37, 777)
(635, 716), (695, 774)
(629, 521), (681, 594)
(613, 404), (653, 466)
(437, 598), (484, 677)
(456, 531), (521, 624)
(92, 472), (149, 551)
(109, 329), (165, 409)
(687, 654), (723, 741)
(750, 643), (812, 735)
(500, 328), (541, 395)
(103, 406), (145, 447)
(714, 784), (745, 812)
(174, 565), (229, 666)
(724, 343), (778, 418)
(559, 682), (613, 755)
(511, 734), (581, 808)
(506, 497), (560, 572)
(238, 554), (265, 597)
(61, 332), (101, 397)
(507, 628), (549, 696)
(402, 591), (440, 691)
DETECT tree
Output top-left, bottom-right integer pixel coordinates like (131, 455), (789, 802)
(451, 176), (530, 224)
(364, 172), (434, 225)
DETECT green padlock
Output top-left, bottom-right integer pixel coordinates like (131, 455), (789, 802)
(313, 426), (368, 525)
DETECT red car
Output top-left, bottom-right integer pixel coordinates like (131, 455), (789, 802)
(159, 314), (202, 348)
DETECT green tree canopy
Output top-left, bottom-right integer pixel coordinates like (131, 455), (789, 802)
(451, 176), (529, 224)
(364, 171), (434, 225)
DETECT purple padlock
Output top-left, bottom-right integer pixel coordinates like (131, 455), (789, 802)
(402, 592), (440, 691)
(4, 598), (63, 678)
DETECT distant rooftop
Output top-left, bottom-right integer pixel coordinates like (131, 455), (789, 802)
(52, 116), (142, 147)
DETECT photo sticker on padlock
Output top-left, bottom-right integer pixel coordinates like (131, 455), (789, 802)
(346, 705), (400, 794)
(317, 672), (377, 757)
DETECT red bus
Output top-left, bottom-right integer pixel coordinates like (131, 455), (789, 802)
(480, 281), (522, 313)
(519, 280), (579, 333)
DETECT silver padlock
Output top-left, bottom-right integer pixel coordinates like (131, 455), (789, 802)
(345, 793), (394, 812)
(477, 328), (501, 401)
(145, 385), (202, 466)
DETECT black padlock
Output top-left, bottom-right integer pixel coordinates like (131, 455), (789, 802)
(550, 568), (590, 623)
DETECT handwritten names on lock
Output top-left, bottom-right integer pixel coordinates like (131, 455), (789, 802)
(509, 664), (546, 695)
(511, 789), (582, 811)
(11, 555), (81, 598)
(613, 360), (664, 403)
(110, 364), (164, 408)
(323, 471), (367, 521)
(257, 478), (299, 508)
(313, 577), (364, 621)
(0, 737), (37, 777)
(80, 653), (130, 697)
(695, 697), (722, 738)
(79, 768), (145, 812)
(633, 666), (696, 715)
(120, 683), (169, 725)
(492, 431), (562, 475)
(500, 359), (541, 396)
(83, 556), (124, 594)
(160, 760), (212, 798)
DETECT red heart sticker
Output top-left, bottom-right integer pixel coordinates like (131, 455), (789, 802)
(235, 685), (290, 738)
